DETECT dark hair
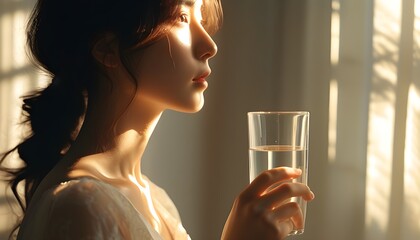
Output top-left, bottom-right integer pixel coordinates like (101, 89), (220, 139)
(1, 0), (222, 225)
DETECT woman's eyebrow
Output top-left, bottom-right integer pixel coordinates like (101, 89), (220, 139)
(180, 0), (196, 6)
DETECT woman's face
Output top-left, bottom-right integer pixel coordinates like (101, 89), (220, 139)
(129, 0), (218, 113)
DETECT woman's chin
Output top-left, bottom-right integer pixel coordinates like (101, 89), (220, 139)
(174, 98), (205, 113)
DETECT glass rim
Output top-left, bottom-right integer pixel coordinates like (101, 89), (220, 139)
(247, 111), (309, 116)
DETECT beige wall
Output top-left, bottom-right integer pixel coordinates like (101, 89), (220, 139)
(1, 1), (420, 240)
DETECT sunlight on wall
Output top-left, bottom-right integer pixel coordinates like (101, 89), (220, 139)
(12, 10), (28, 68)
(0, 3), (41, 237)
(328, 79), (338, 162)
(365, 0), (401, 238)
(401, 2), (420, 237)
(330, 0), (341, 65)
(401, 84), (420, 239)
(0, 9), (27, 70)
(0, 12), (13, 72)
(328, 0), (340, 162)
(0, 8), (34, 152)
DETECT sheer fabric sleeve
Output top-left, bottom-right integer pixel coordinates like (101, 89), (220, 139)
(44, 180), (123, 240)
(17, 179), (160, 240)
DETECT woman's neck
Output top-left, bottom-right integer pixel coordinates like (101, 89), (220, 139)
(69, 104), (161, 184)
(63, 87), (165, 185)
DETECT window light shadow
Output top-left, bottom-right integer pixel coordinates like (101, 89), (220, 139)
(365, 0), (401, 238)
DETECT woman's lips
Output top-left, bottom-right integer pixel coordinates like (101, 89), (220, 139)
(192, 72), (210, 88)
(193, 77), (207, 83)
(193, 71), (210, 83)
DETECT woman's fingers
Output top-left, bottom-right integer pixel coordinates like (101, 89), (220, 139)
(244, 167), (302, 198)
(261, 182), (314, 209)
(250, 169), (314, 234)
(221, 167), (315, 240)
(272, 201), (304, 230)
(276, 219), (295, 239)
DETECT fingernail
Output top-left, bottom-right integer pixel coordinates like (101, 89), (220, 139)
(310, 191), (315, 199)
(295, 168), (302, 174)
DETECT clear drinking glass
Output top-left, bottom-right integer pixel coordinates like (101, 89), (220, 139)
(248, 111), (310, 235)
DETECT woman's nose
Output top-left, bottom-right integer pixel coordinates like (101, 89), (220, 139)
(193, 25), (218, 61)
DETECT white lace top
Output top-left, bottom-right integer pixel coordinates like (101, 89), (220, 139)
(17, 177), (191, 240)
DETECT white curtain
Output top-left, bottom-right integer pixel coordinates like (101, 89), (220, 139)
(1, 0), (419, 240)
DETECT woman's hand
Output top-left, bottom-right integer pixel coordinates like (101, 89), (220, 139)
(221, 167), (315, 240)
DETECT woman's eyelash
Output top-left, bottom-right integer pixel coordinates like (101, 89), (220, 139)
(179, 13), (189, 23)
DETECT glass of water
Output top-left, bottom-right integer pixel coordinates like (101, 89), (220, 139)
(247, 111), (310, 235)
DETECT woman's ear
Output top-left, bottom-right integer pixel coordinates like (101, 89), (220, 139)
(92, 33), (120, 68)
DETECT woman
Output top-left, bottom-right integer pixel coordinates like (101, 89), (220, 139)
(1, 0), (315, 239)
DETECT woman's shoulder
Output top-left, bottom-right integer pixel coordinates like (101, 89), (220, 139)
(42, 177), (155, 225)
(18, 178), (158, 240)
(32, 177), (119, 215)
(47, 177), (115, 203)
(18, 178), (116, 238)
